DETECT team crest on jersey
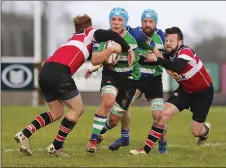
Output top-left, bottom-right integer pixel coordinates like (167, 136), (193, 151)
(176, 74), (187, 81)
(170, 54), (177, 61)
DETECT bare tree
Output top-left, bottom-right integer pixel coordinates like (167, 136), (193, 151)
(191, 18), (226, 63)
(192, 18), (226, 41)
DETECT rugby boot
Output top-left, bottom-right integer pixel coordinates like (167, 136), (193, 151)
(86, 139), (98, 153)
(158, 140), (168, 154)
(196, 122), (211, 146)
(14, 131), (32, 156)
(109, 137), (129, 151)
(129, 148), (147, 155)
(47, 144), (69, 157)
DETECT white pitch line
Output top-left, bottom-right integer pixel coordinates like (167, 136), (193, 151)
(4, 148), (75, 152)
(3, 143), (224, 153)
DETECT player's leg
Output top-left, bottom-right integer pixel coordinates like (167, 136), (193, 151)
(190, 84), (214, 145)
(107, 79), (137, 150)
(15, 64), (64, 156)
(109, 89), (141, 150)
(47, 73), (83, 157)
(129, 87), (188, 155)
(150, 98), (167, 153)
(146, 76), (167, 153)
(86, 76), (118, 153)
(15, 99), (64, 156)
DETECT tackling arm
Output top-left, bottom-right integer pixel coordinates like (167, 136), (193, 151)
(156, 57), (188, 74)
(94, 29), (130, 52)
(143, 47), (188, 74)
(91, 45), (120, 65)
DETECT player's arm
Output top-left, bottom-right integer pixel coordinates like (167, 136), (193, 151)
(127, 26), (147, 43)
(138, 46), (163, 64)
(85, 64), (103, 79)
(155, 57), (188, 74)
(91, 43), (122, 65)
(152, 47), (164, 58)
(144, 52), (188, 74)
(155, 48), (194, 73)
(89, 64), (103, 72)
(93, 29), (130, 52)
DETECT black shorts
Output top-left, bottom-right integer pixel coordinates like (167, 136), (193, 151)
(137, 75), (163, 101)
(167, 83), (214, 123)
(101, 74), (137, 111)
(38, 62), (79, 102)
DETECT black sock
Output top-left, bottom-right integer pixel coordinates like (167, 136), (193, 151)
(143, 122), (165, 154)
(100, 121), (112, 134)
(22, 112), (53, 138)
(53, 116), (76, 150)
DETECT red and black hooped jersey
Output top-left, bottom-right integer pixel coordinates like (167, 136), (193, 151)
(46, 27), (96, 75)
(171, 45), (212, 93)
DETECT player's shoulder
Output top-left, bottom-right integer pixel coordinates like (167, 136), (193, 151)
(127, 25), (142, 32)
(156, 28), (165, 35)
(124, 30), (137, 44)
(84, 27), (96, 36)
(126, 26), (147, 43)
(155, 28), (165, 42)
(178, 45), (196, 59)
(178, 45), (194, 54)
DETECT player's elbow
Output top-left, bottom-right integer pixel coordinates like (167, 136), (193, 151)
(91, 58), (98, 66)
(91, 56), (99, 65)
(91, 53), (102, 65)
(91, 59), (103, 66)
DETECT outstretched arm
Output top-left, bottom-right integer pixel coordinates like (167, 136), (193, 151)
(91, 42), (122, 65)
(85, 64), (103, 79)
(144, 53), (188, 74)
(93, 29), (130, 52)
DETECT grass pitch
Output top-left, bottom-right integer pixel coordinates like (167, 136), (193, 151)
(1, 106), (226, 167)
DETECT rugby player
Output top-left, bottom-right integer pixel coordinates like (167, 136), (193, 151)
(86, 7), (141, 153)
(129, 27), (213, 155)
(109, 9), (168, 153)
(85, 9), (168, 153)
(14, 14), (134, 157)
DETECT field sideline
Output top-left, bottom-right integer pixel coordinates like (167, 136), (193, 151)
(2, 106), (226, 167)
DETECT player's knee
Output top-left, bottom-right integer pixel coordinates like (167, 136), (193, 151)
(49, 105), (64, 121)
(151, 99), (164, 120)
(66, 105), (84, 122)
(152, 110), (160, 120)
(108, 118), (118, 128)
(102, 95), (115, 109)
(76, 106), (84, 116)
(71, 105), (84, 116)
(156, 111), (170, 124)
(101, 85), (117, 109)
(50, 109), (64, 121)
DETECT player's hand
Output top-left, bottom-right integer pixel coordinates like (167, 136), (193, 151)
(166, 70), (179, 80)
(143, 52), (157, 62)
(128, 48), (135, 67)
(85, 69), (92, 79)
(109, 43), (122, 54)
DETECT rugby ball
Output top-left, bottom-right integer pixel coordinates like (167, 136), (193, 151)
(103, 40), (120, 65)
